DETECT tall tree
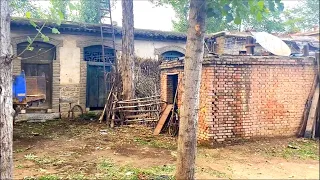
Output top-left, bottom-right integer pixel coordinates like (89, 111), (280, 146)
(49, 0), (70, 20)
(121, 0), (135, 100)
(0, 0), (14, 178)
(10, 0), (41, 18)
(158, 0), (289, 33)
(283, 0), (319, 33)
(175, 0), (283, 179)
(175, 0), (206, 179)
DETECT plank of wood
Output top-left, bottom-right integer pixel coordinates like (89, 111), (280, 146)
(299, 75), (319, 137)
(125, 113), (149, 119)
(117, 95), (160, 102)
(113, 102), (165, 109)
(115, 99), (164, 104)
(304, 83), (320, 138)
(120, 110), (159, 112)
(153, 104), (173, 135)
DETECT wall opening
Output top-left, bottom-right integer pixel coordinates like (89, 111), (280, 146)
(17, 41), (56, 109)
(167, 74), (178, 104)
(161, 51), (184, 61)
(84, 45), (114, 109)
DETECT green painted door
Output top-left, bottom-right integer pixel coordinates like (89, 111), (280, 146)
(86, 64), (110, 108)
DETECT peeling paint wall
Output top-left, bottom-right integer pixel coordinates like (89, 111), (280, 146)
(59, 36), (81, 84)
(11, 30), (186, 114)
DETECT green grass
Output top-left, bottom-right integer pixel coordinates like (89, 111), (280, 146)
(133, 137), (176, 150)
(262, 139), (319, 160)
(197, 167), (228, 178)
(97, 159), (175, 180)
(16, 164), (24, 169)
(281, 140), (319, 160)
(24, 153), (65, 165)
(24, 175), (61, 180)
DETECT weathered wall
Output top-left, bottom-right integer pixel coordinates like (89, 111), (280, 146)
(160, 55), (316, 143)
(215, 36), (298, 56)
(11, 30), (185, 113)
(134, 39), (185, 59)
(59, 36), (81, 84)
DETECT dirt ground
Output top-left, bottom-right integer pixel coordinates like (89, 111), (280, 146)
(13, 120), (319, 179)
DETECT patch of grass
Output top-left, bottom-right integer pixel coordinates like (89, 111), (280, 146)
(79, 112), (98, 120)
(66, 174), (87, 180)
(281, 140), (319, 160)
(24, 153), (65, 165)
(14, 148), (26, 153)
(23, 175), (61, 180)
(38, 175), (61, 180)
(133, 137), (176, 150)
(16, 164), (24, 169)
(97, 159), (175, 180)
(198, 167), (228, 178)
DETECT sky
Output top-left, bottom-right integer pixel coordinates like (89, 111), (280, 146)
(111, 0), (300, 31)
(33, 0), (301, 32)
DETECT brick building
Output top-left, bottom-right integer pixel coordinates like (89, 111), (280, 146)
(11, 17), (319, 119)
(160, 55), (317, 143)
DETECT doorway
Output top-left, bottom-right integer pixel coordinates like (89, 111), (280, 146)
(167, 74), (178, 104)
(17, 41), (55, 109)
(84, 45), (114, 109)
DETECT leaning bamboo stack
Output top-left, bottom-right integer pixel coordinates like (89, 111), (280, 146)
(111, 95), (165, 126)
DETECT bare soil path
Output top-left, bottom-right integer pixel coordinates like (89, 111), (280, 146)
(13, 120), (319, 179)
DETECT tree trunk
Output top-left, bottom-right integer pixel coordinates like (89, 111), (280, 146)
(121, 0), (135, 100)
(175, 0), (206, 179)
(0, 0), (14, 179)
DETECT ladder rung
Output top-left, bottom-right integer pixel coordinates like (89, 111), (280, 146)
(100, 8), (110, 11)
(101, 16), (111, 19)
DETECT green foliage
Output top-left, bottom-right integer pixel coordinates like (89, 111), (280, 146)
(49, 0), (70, 20)
(10, 0), (42, 18)
(161, 0), (319, 33)
(157, 0), (285, 33)
(17, 7), (63, 55)
(77, 0), (110, 23)
(282, 0), (319, 33)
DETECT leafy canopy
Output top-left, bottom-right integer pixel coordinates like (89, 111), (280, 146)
(158, 0), (319, 33)
(156, 0), (286, 33)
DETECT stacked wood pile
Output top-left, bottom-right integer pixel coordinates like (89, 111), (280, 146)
(100, 95), (165, 127)
(112, 96), (164, 126)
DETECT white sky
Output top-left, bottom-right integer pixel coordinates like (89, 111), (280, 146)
(33, 0), (301, 32)
(111, 0), (300, 31)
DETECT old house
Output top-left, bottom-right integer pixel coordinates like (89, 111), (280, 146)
(205, 31), (319, 56)
(11, 18), (187, 115)
(11, 17), (319, 125)
(161, 55), (317, 143)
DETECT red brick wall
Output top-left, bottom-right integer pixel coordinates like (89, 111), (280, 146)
(160, 56), (317, 143)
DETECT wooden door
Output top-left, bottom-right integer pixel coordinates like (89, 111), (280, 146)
(22, 62), (52, 108)
(86, 64), (110, 109)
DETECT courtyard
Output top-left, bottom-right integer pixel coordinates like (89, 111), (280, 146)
(13, 120), (319, 179)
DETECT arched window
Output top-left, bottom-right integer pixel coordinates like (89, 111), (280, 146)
(161, 51), (185, 61)
(84, 45), (115, 63)
(17, 41), (56, 60)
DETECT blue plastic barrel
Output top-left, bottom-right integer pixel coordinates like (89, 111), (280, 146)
(12, 71), (27, 103)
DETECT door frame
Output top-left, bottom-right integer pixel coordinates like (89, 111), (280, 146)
(21, 60), (53, 109)
(86, 62), (111, 109)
